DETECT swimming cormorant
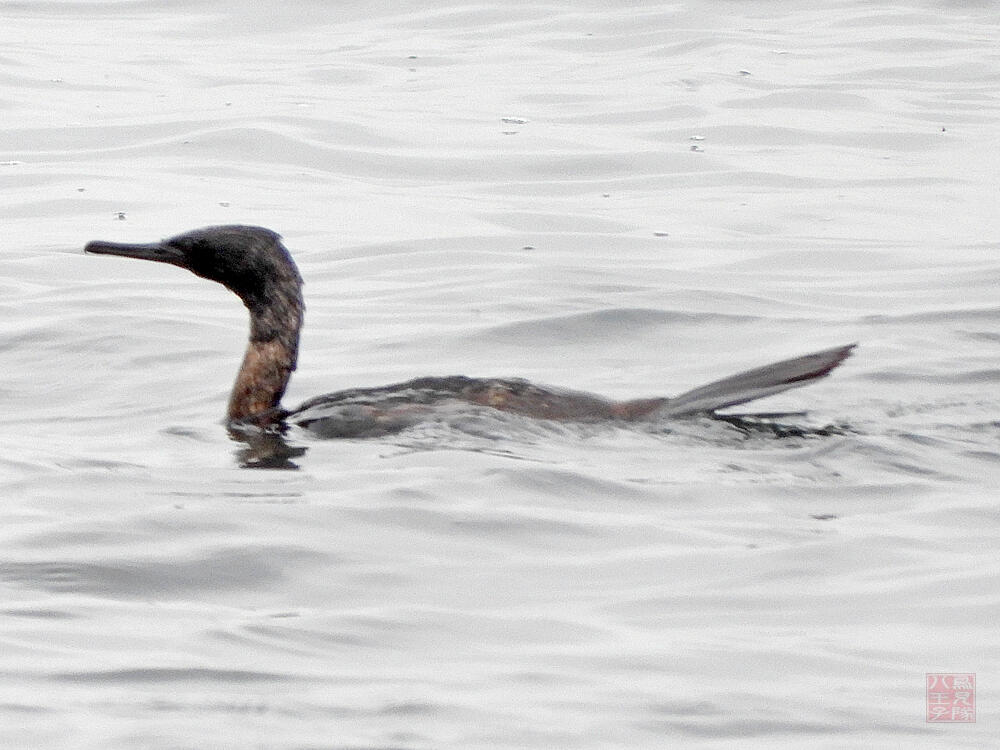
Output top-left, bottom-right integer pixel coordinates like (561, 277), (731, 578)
(85, 225), (854, 438)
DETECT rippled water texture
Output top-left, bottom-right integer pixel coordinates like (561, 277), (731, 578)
(2, 1), (999, 747)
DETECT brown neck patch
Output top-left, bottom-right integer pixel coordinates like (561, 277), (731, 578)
(227, 339), (295, 423)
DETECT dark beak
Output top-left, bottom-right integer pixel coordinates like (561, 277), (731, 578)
(85, 240), (187, 268)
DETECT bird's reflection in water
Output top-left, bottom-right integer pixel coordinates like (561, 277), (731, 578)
(713, 413), (856, 439)
(229, 426), (307, 470)
(227, 410), (856, 470)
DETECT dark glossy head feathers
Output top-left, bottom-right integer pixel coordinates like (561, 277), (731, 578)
(85, 225), (302, 311)
(86, 223), (305, 360)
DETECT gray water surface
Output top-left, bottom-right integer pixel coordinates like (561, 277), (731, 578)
(2, 2), (998, 747)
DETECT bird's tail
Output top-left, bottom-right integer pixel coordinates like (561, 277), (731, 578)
(657, 343), (856, 418)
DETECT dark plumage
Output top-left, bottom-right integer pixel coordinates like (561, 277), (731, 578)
(86, 225), (854, 438)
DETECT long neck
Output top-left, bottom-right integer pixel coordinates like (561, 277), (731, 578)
(227, 280), (304, 425)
